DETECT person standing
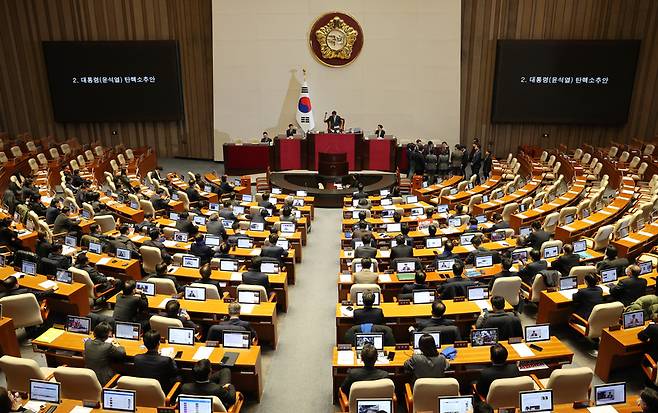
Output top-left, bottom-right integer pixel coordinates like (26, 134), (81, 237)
(451, 144), (463, 176)
(424, 150), (438, 184)
(285, 124), (297, 137)
(482, 149), (493, 180)
(406, 143), (416, 177)
(437, 146), (450, 179)
(471, 143), (482, 184)
(375, 124), (385, 138)
(324, 110), (343, 132)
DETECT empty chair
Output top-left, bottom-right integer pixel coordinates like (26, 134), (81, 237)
(117, 153), (127, 166)
(544, 162), (561, 181)
(26, 141), (37, 153)
(405, 378), (459, 413)
(0, 294), (44, 330)
(539, 151), (548, 163)
(558, 206), (577, 225)
(586, 163), (602, 181)
(94, 146), (104, 157)
(485, 376), (535, 409)
(0, 355), (54, 393)
(125, 148), (135, 161)
(542, 212), (560, 234)
(607, 146), (618, 158)
(54, 366), (103, 402)
(81, 202), (95, 220)
(61, 143), (71, 155)
(94, 215), (116, 233)
(568, 266), (597, 285)
(177, 191), (190, 210)
(573, 148), (583, 161)
(490, 276), (522, 307)
(502, 163), (520, 180)
(466, 194), (483, 214)
(569, 302), (624, 341)
(151, 278), (178, 295)
(69, 159), (80, 172)
(628, 156), (641, 171)
(581, 153), (591, 165)
(28, 158), (39, 174)
(139, 246), (163, 274)
(77, 154), (86, 168)
(37, 153), (48, 167)
(456, 181), (468, 192)
(614, 216), (631, 239)
(49, 147), (60, 160)
(644, 144), (655, 156)
(526, 273), (548, 303)
(585, 225), (614, 251)
(339, 378), (395, 413)
(149, 315), (183, 339)
(632, 162), (648, 181)
(189, 282), (221, 299)
(534, 367), (593, 404)
(619, 151), (630, 163)
(116, 376), (169, 407)
(85, 149), (95, 162)
(10, 146), (22, 158)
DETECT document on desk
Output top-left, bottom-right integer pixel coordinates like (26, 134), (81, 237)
(583, 219), (595, 225)
(39, 280), (58, 290)
(562, 225), (575, 232)
(379, 250), (391, 258)
(559, 289), (578, 300)
(240, 304), (255, 314)
(230, 272), (243, 281)
(516, 214), (527, 219)
(340, 306), (354, 317)
(250, 248), (262, 256)
(159, 347), (175, 358)
(336, 350), (354, 365)
(339, 273), (352, 283)
(600, 285), (610, 295)
(378, 274), (392, 283)
(474, 300), (491, 311)
(192, 346), (215, 361)
(62, 245), (77, 256)
(36, 328), (64, 343)
(70, 406), (93, 413)
(599, 210), (612, 216)
(625, 237), (643, 244)
(639, 230), (654, 238)
(587, 406), (619, 413)
(511, 343), (535, 358)
(24, 401), (47, 412)
(96, 257), (112, 266)
(462, 245), (476, 252)
(163, 240), (179, 248)
(11, 272), (25, 279)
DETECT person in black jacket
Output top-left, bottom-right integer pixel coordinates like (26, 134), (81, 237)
(517, 249), (548, 285)
(352, 183), (368, 200)
(638, 323), (658, 360)
(133, 330), (181, 392)
(207, 302), (257, 342)
(175, 212), (197, 235)
(572, 273), (604, 320)
(47, 243), (72, 269)
(489, 213), (509, 231)
(475, 296), (522, 340)
(470, 143), (482, 184)
(163, 300), (198, 330)
(482, 149), (493, 180)
(150, 188), (170, 211)
(438, 261), (477, 299)
(416, 300), (458, 331)
(113, 280), (149, 328)
(180, 359), (236, 408)
(353, 291), (384, 325)
(260, 234), (286, 262)
(242, 261), (271, 293)
(190, 234), (214, 265)
(390, 234), (413, 260)
(465, 236), (500, 265)
(219, 175), (234, 195)
(596, 245), (630, 272)
(399, 270), (430, 297)
(143, 229), (172, 261)
(340, 344), (388, 396)
(610, 264), (647, 306)
(551, 243), (581, 277)
(523, 221), (551, 251)
(476, 343), (520, 397)
(145, 262), (183, 293)
(435, 240), (459, 261)
(286, 124), (297, 137)
(74, 253), (119, 297)
(355, 233), (377, 259)
(193, 264), (223, 292)
(411, 147), (425, 176)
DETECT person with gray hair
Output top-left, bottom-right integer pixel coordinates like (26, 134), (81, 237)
(206, 302), (257, 342)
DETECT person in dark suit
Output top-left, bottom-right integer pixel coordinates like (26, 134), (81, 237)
(53, 207), (78, 234)
(436, 240), (459, 261)
(206, 214), (227, 238)
(355, 234), (377, 258)
(464, 236), (500, 265)
(112, 225), (139, 254)
(143, 262), (182, 292)
(324, 110), (343, 132)
(638, 388), (658, 413)
(285, 124), (297, 137)
(351, 183), (368, 201)
(75, 253), (118, 295)
(219, 175), (234, 195)
(84, 322), (126, 386)
(523, 221), (551, 251)
(175, 212), (197, 235)
(403, 334), (449, 381)
(185, 181), (201, 203)
(390, 234), (413, 260)
(260, 234), (286, 262)
(416, 300), (457, 332)
(113, 280), (149, 327)
(353, 291), (384, 325)
(517, 249), (548, 285)
(475, 296), (523, 340)
(193, 264), (223, 292)
(242, 261), (271, 292)
(260, 131), (272, 144)
(596, 245), (630, 272)
(476, 343), (520, 397)
(47, 242), (72, 269)
(411, 147), (425, 176)
(0, 276), (53, 302)
(180, 359), (236, 408)
(551, 243), (581, 277)
(638, 322), (658, 360)
(207, 302), (257, 342)
(399, 271), (430, 297)
(470, 143), (482, 184)
(45, 198), (63, 225)
(163, 300), (198, 330)
(190, 234), (214, 265)
(488, 257), (516, 289)
(133, 330), (181, 392)
(572, 273), (604, 320)
(143, 229), (172, 261)
(340, 344), (388, 396)
(482, 149), (493, 179)
(610, 264), (647, 306)
(150, 188), (170, 211)
(438, 261), (477, 299)
(490, 213), (510, 231)
(257, 193), (274, 209)
(375, 124), (385, 138)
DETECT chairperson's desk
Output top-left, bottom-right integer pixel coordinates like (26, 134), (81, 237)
(222, 143), (272, 175)
(331, 336), (573, 400)
(107, 294), (279, 349)
(31, 328), (264, 401)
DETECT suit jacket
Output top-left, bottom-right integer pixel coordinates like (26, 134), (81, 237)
(517, 260), (548, 284)
(143, 239), (167, 253)
(353, 270), (379, 284)
(84, 339), (126, 386)
(194, 277), (223, 292)
(353, 307), (385, 325)
(638, 324), (658, 359)
(355, 246), (377, 259)
(340, 367), (388, 396)
(491, 221), (510, 231)
(150, 195), (169, 211)
(465, 247), (500, 266)
(175, 219), (196, 234)
(145, 274), (182, 292)
(113, 293), (148, 322)
(190, 242), (214, 264)
(610, 277), (647, 306)
(439, 277), (477, 299)
(133, 350), (181, 392)
(596, 258), (630, 272)
(572, 286), (604, 319)
(186, 187), (201, 203)
(242, 271), (271, 292)
(525, 230), (551, 250)
(47, 252), (71, 269)
(286, 128), (297, 137)
(476, 312), (523, 340)
(260, 245), (286, 262)
(552, 253), (581, 276)
(417, 317), (455, 331)
(207, 318), (257, 341)
(53, 213), (75, 234)
(180, 381), (236, 408)
(390, 244), (414, 260)
(45, 207), (61, 224)
(476, 363), (520, 397)
(206, 220), (225, 236)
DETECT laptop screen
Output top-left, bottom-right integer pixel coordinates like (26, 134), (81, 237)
(386, 223), (401, 233)
(594, 382), (626, 406)
(129, 201), (139, 210)
(413, 332), (440, 349)
(204, 235), (220, 247)
(88, 241), (102, 254)
(221, 219), (234, 229)
(356, 291), (381, 306)
(519, 390), (553, 413)
(482, 194), (489, 203)
(355, 399), (393, 413)
(56, 269), (72, 284)
(22, 260), (36, 275)
(30, 379), (60, 404)
(66, 316), (91, 334)
(639, 260), (653, 275)
(178, 396), (212, 413)
(182, 256), (200, 269)
(543, 246), (559, 259)
(242, 194), (253, 202)
(222, 330), (251, 349)
(116, 248), (131, 260)
(281, 223), (296, 233)
(475, 215), (487, 224)
(618, 226), (629, 239)
(524, 324), (550, 342)
(238, 290), (261, 304)
(237, 238), (253, 249)
(534, 198), (543, 208)
(450, 188), (458, 195)
(168, 327), (195, 345)
(438, 396), (473, 413)
(467, 286), (489, 301)
(623, 310), (644, 329)
(276, 239), (289, 250)
(436, 259), (455, 271)
(250, 222), (264, 231)
(135, 281), (155, 296)
(411, 207), (424, 216)
(460, 234), (475, 246)
(559, 276), (577, 291)
(396, 261), (415, 273)
(446, 218), (460, 228)
(261, 262), (279, 274)
(174, 232), (188, 242)
(601, 268), (618, 283)
(490, 231), (505, 241)
(519, 226), (532, 237)
(293, 199), (305, 207)
(233, 206), (245, 215)
(412, 290), (435, 304)
(169, 212), (180, 221)
(209, 203), (219, 211)
(102, 389), (136, 412)
(81, 209), (91, 219)
(193, 216), (206, 226)
(355, 333), (384, 351)
(219, 259), (239, 272)
(436, 204), (449, 213)
(475, 255), (493, 268)
(470, 328), (498, 347)
(64, 235), (77, 247)
(406, 195), (418, 204)
(380, 198), (392, 206)
(184, 286), (206, 301)
(511, 249), (528, 263)
(573, 239), (587, 253)
(426, 238), (442, 248)
(115, 322), (140, 340)
(564, 214), (575, 224)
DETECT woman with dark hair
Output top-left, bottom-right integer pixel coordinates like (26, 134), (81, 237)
(0, 386), (24, 413)
(403, 334), (449, 381)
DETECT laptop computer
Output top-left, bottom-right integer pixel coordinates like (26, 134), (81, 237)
(355, 399), (393, 413)
(261, 262), (279, 274)
(436, 259), (455, 272)
(559, 276), (578, 291)
(30, 379), (60, 404)
(56, 269), (72, 284)
(168, 327), (195, 345)
(467, 286), (489, 301)
(470, 328), (498, 347)
(135, 281), (155, 296)
(114, 322), (140, 340)
(622, 310), (644, 329)
(438, 396), (472, 413)
(102, 389), (136, 412)
(238, 290), (261, 304)
(182, 255), (200, 269)
(204, 235), (220, 247)
(519, 226), (532, 237)
(543, 245), (560, 259)
(594, 382), (626, 406)
(639, 260), (653, 275)
(193, 216), (206, 226)
(396, 260), (416, 276)
(66, 315), (91, 334)
(355, 333), (384, 352)
(448, 218), (461, 227)
(572, 239), (592, 259)
(601, 267), (618, 286)
(436, 204), (449, 213)
(22, 260), (37, 276)
(219, 259), (239, 272)
(88, 241), (102, 254)
(460, 234), (475, 246)
(116, 248), (131, 260)
(178, 395), (212, 413)
(184, 286), (206, 301)
(475, 255), (494, 268)
(249, 222), (265, 231)
(519, 389), (553, 413)
(222, 330), (251, 349)
(524, 324), (550, 342)
(412, 290), (435, 304)
(356, 291), (381, 306)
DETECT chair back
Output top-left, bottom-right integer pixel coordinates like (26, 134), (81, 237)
(467, 194), (483, 214)
(457, 181), (468, 191)
(587, 302), (624, 339)
(177, 191), (190, 210)
(190, 283), (221, 299)
(60, 143), (71, 155)
(126, 149), (135, 160)
(542, 212), (560, 233)
(85, 150), (95, 162)
(95, 146), (104, 157)
(568, 265), (596, 285)
(558, 207), (577, 225)
(486, 376), (535, 409)
(69, 267), (96, 301)
(10, 146), (22, 158)
(0, 294), (43, 329)
(348, 379), (395, 413)
(629, 156), (641, 169)
(116, 376), (165, 407)
(139, 246), (163, 274)
(26, 141), (37, 153)
(539, 240), (563, 260)
(539, 151), (548, 163)
(95, 215), (116, 233)
(644, 144), (655, 156)
(581, 153), (591, 165)
(501, 203), (518, 222)
(529, 274), (548, 303)
(0, 355), (48, 393)
(37, 153), (48, 166)
(350, 258), (379, 272)
(349, 284), (382, 301)
(618, 150), (630, 162)
(54, 366), (102, 402)
(573, 148), (583, 161)
(592, 225), (614, 251)
(151, 278), (177, 295)
(28, 158), (39, 173)
(149, 315), (184, 338)
(412, 378), (459, 413)
(49, 147), (60, 160)
(545, 367), (593, 404)
(607, 146), (618, 158)
(490, 276), (522, 306)
(117, 154), (127, 166)
(614, 216), (631, 239)
(140, 200), (156, 216)
(237, 284), (268, 302)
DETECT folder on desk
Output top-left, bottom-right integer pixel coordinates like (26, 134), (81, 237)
(36, 328), (64, 344)
(219, 351), (239, 367)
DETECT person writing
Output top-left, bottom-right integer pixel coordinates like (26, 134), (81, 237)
(324, 110), (343, 132)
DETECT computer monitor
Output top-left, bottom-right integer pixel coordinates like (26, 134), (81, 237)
(379, 189), (390, 197)
(178, 395), (213, 413)
(436, 259), (455, 272)
(470, 328), (498, 347)
(129, 201), (139, 210)
(237, 238), (253, 249)
(543, 246), (559, 259)
(102, 389), (136, 412)
(639, 260), (653, 275)
(233, 206), (245, 215)
(221, 219), (234, 229)
(436, 204), (449, 213)
(203, 185), (212, 193)
(448, 218), (461, 227)
(25, 219), (35, 232)
(356, 291), (381, 306)
(475, 215), (487, 224)
(511, 249), (528, 263)
(276, 239), (290, 250)
(406, 195), (418, 204)
(0, 255), (4, 267)
(261, 262), (279, 274)
(519, 226), (532, 237)
(413, 332), (440, 349)
(193, 216), (206, 226)
(386, 223), (401, 233)
(380, 198), (392, 206)
(623, 310), (644, 329)
(29, 379), (60, 404)
(355, 399), (393, 413)
(412, 290), (435, 304)
(182, 256), (200, 269)
(66, 315), (91, 334)
(422, 181), (429, 188)
(173, 232), (189, 244)
(582, 208), (590, 219)
(169, 212), (179, 221)
(219, 259), (239, 272)
(222, 330), (251, 349)
(475, 255), (494, 268)
(519, 203), (528, 212)
(438, 396), (473, 413)
(208, 203), (219, 211)
(450, 188), (458, 195)
(573, 239), (587, 253)
(534, 198), (543, 208)
(467, 182), (475, 190)
(352, 199), (360, 207)
(64, 235), (77, 247)
(381, 209), (395, 219)
(22, 260), (36, 276)
(490, 231), (506, 242)
(482, 194), (490, 203)
(114, 322), (140, 340)
(242, 194), (253, 202)
(281, 223), (296, 233)
(426, 238), (442, 248)
(293, 190), (306, 197)
(135, 281), (155, 296)
(564, 214), (575, 225)
(184, 286), (206, 301)
(559, 276), (577, 291)
(88, 241), (102, 254)
(519, 390), (553, 413)
(411, 207), (424, 216)
(56, 269), (72, 284)
(524, 324), (550, 343)
(618, 227), (629, 239)
(238, 290), (261, 304)
(250, 222), (264, 231)
(81, 209), (91, 219)
(168, 327), (195, 345)
(467, 286), (489, 301)
(353, 262), (363, 273)
(601, 268), (618, 283)
(204, 235), (220, 247)
(116, 248), (131, 260)
(460, 234), (475, 246)
(594, 382), (626, 406)
(396, 261), (416, 273)
(355, 333), (384, 351)
(293, 199), (305, 207)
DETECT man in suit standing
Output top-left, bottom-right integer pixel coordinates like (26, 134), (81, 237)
(285, 124), (297, 137)
(340, 344), (388, 396)
(476, 344), (520, 397)
(133, 330), (181, 392)
(353, 291), (384, 325)
(207, 302), (257, 342)
(517, 249), (548, 285)
(470, 143), (482, 184)
(324, 110), (343, 132)
(180, 359), (236, 409)
(375, 124), (385, 138)
(551, 243), (581, 277)
(523, 221), (551, 251)
(242, 261), (271, 293)
(390, 234), (413, 260)
(610, 264), (647, 306)
(84, 322), (126, 386)
(355, 234), (377, 259)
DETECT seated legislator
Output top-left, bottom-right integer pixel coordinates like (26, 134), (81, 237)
(180, 359), (237, 409)
(47, 242), (72, 269)
(638, 322), (658, 362)
(219, 175), (235, 195)
(517, 249), (548, 285)
(438, 261), (477, 299)
(352, 222), (371, 243)
(523, 221), (551, 251)
(475, 296), (522, 340)
(638, 388), (658, 413)
(190, 233), (214, 265)
(260, 234), (286, 263)
(143, 229), (172, 261)
(399, 270), (430, 298)
(572, 273), (604, 320)
(206, 213), (228, 238)
(464, 236), (500, 265)
(84, 322), (126, 386)
(242, 261), (271, 293)
(490, 213), (510, 231)
(74, 253), (118, 295)
(353, 291), (384, 326)
(475, 343), (520, 397)
(162, 299), (198, 330)
(251, 208), (270, 224)
(194, 263), (223, 292)
(175, 212), (198, 235)
(133, 330), (181, 392)
(325, 110), (343, 132)
(551, 243), (581, 277)
(436, 240), (459, 261)
(207, 302), (257, 342)
(145, 262), (183, 293)
(218, 201), (237, 221)
(403, 334), (449, 381)
(354, 234), (377, 259)
(390, 234), (413, 260)
(340, 344), (388, 397)
(416, 300), (458, 332)
(279, 206), (297, 224)
(488, 257), (515, 289)
(610, 264), (647, 306)
(113, 280), (149, 329)
(353, 258), (378, 284)
(595, 245), (630, 272)
(111, 225), (139, 255)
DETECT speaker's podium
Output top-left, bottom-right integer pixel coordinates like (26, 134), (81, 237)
(318, 152), (348, 176)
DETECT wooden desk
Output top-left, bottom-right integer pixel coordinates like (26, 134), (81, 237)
(107, 294), (278, 349)
(87, 252), (142, 280)
(614, 221), (658, 258)
(595, 323), (649, 381)
(203, 172), (250, 195)
(32, 329), (264, 401)
(168, 174), (219, 204)
(471, 176), (543, 217)
(99, 196), (145, 224)
(436, 175), (502, 207)
(413, 175), (463, 200)
(0, 317), (20, 357)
